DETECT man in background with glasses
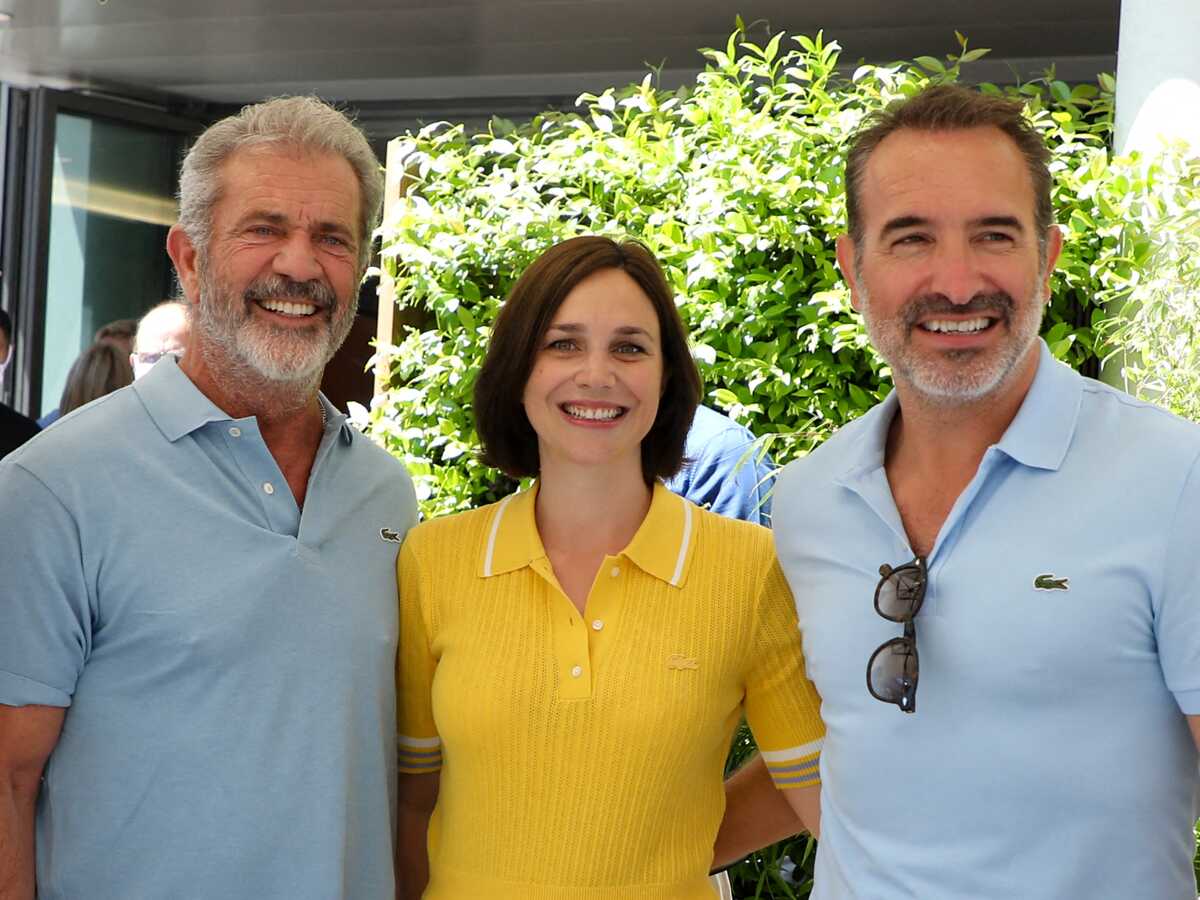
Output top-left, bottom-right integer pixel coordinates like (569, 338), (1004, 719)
(129, 299), (190, 380)
(720, 83), (1200, 898)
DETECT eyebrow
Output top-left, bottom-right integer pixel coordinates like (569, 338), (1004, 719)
(547, 324), (654, 338)
(971, 215), (1025, 231)
(879, 214), (1026, 237)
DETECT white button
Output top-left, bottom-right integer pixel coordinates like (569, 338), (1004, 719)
(591, 620), (604, 631)
(570, 665), (583, 678)
(610, 566), (620, 577)
(263, 482), (275, 495)
(228, 426), (241, 437)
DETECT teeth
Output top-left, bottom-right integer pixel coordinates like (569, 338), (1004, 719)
(259, 299), (317, 317)
(565, 404), (622, 421)
(923, 317), (990, 334)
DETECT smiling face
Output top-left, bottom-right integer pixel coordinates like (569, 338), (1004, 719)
(521, 267), (664, 479)
(837, 126), (1062, 407)
(172, 145), (362, 388)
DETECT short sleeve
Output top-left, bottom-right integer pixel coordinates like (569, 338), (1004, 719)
(1157, 450), (1200, 714)
(396, 535), (442, 773)
(0, 461), (91, 707)
(742, 552), (825, 789)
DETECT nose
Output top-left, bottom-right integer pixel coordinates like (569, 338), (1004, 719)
(574, 348), (615, 389)
(272, 231), (324, 284)
(927, 238), (988, 304)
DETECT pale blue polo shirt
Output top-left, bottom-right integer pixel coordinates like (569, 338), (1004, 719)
(0, 357), (418, 899)
(773, 341), (1200, 900)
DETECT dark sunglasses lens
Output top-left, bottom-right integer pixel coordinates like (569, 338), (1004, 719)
(868, 637), (918, 707)
(876, 566), (924, 621)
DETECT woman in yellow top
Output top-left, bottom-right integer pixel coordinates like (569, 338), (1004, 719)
(395, 236), (824, 899)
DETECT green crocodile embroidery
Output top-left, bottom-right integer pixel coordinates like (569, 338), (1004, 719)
(1034, 574), (1069, 591)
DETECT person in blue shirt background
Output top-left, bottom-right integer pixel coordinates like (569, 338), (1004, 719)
(666, 403), (774, 525)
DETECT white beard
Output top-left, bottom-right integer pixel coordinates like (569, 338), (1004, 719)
(859, 281), (1046, 405)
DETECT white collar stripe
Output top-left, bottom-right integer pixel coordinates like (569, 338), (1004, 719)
(483, 493), (517, 577)
(669, 496), (693, 587)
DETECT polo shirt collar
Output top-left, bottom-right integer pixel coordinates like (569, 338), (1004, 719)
(833, 339), (1082, 484)
(991, 340), (1082, 472)
(480, 481), (697, 588)
(134, 355), (232, 442)
(133, 355), (350, 443)
(831, 390), (898, 487)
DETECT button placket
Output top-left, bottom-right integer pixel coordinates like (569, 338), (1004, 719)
(542, 569), (593, 701)
(218, 418), (301, 537)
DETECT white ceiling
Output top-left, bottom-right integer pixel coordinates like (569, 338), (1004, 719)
(0, 0), (1121, 136)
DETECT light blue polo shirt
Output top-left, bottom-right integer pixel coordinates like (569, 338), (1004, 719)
(773, 341), (1200, 900)
(0, 357), (418, 900)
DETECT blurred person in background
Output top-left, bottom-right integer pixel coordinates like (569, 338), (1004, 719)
(38, 317), (141, 427)
(92, 318), (137, 356)
(0, 310), (39, 460)
(667, 404), (775, 525)
(130, 300), (190, 379)
(56, 340), (134, 418)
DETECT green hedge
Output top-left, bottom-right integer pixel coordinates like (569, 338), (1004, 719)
(362, 24), (1200, 898)
(361, 29), (1156, 518)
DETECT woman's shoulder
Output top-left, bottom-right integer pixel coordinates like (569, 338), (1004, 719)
(404, 495), (516, 553)
(690, 500), (774, 550)
(683, 500), (779, 581)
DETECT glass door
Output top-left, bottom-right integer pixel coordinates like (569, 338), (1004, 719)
(7, 90), (201, 418)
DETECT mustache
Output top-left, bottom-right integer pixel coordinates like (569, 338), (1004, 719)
(902, 292), (1014, 328)
(243, 275), (336, 309)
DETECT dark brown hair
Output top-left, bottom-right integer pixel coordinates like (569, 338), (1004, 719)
(474, 236), (701, 485)
(845, 84), (1053, 250)
(59, 340), (134, 416)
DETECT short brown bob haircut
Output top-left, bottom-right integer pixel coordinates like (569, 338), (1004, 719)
(846, 83), (1054, 254)
(474, 235), (701, 486)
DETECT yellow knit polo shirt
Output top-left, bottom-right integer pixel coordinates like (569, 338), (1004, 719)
(397, 483), (825, 899)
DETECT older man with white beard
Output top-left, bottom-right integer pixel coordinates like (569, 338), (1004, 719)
(0, 97), (417, 900)
(715, 84), (1200, 899)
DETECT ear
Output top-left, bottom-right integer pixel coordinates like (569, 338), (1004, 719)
(1040, 225), (1064, 300)
(835, 234), (863, 312)
(166, 225), (202, 305)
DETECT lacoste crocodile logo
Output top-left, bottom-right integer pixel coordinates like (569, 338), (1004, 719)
(1034, 574), (1069, 591)
(380, 528), (404, 544)
(667, 654), (699, 671)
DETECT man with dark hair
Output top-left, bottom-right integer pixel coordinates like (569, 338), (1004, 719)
(0, 97), (417, 900)
(0, 310), (40, 459)
(717, 83), (1200, 898)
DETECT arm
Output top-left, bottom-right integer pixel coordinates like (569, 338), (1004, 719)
(395, 770), (439, 899)
(717, 549), (826, 868)
(0, 704), (65, 900)
(712, 754), (816, 870)
(395, 536), (442, 898)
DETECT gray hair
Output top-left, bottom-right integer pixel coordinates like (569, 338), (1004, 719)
(176, 95), (383, 271)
